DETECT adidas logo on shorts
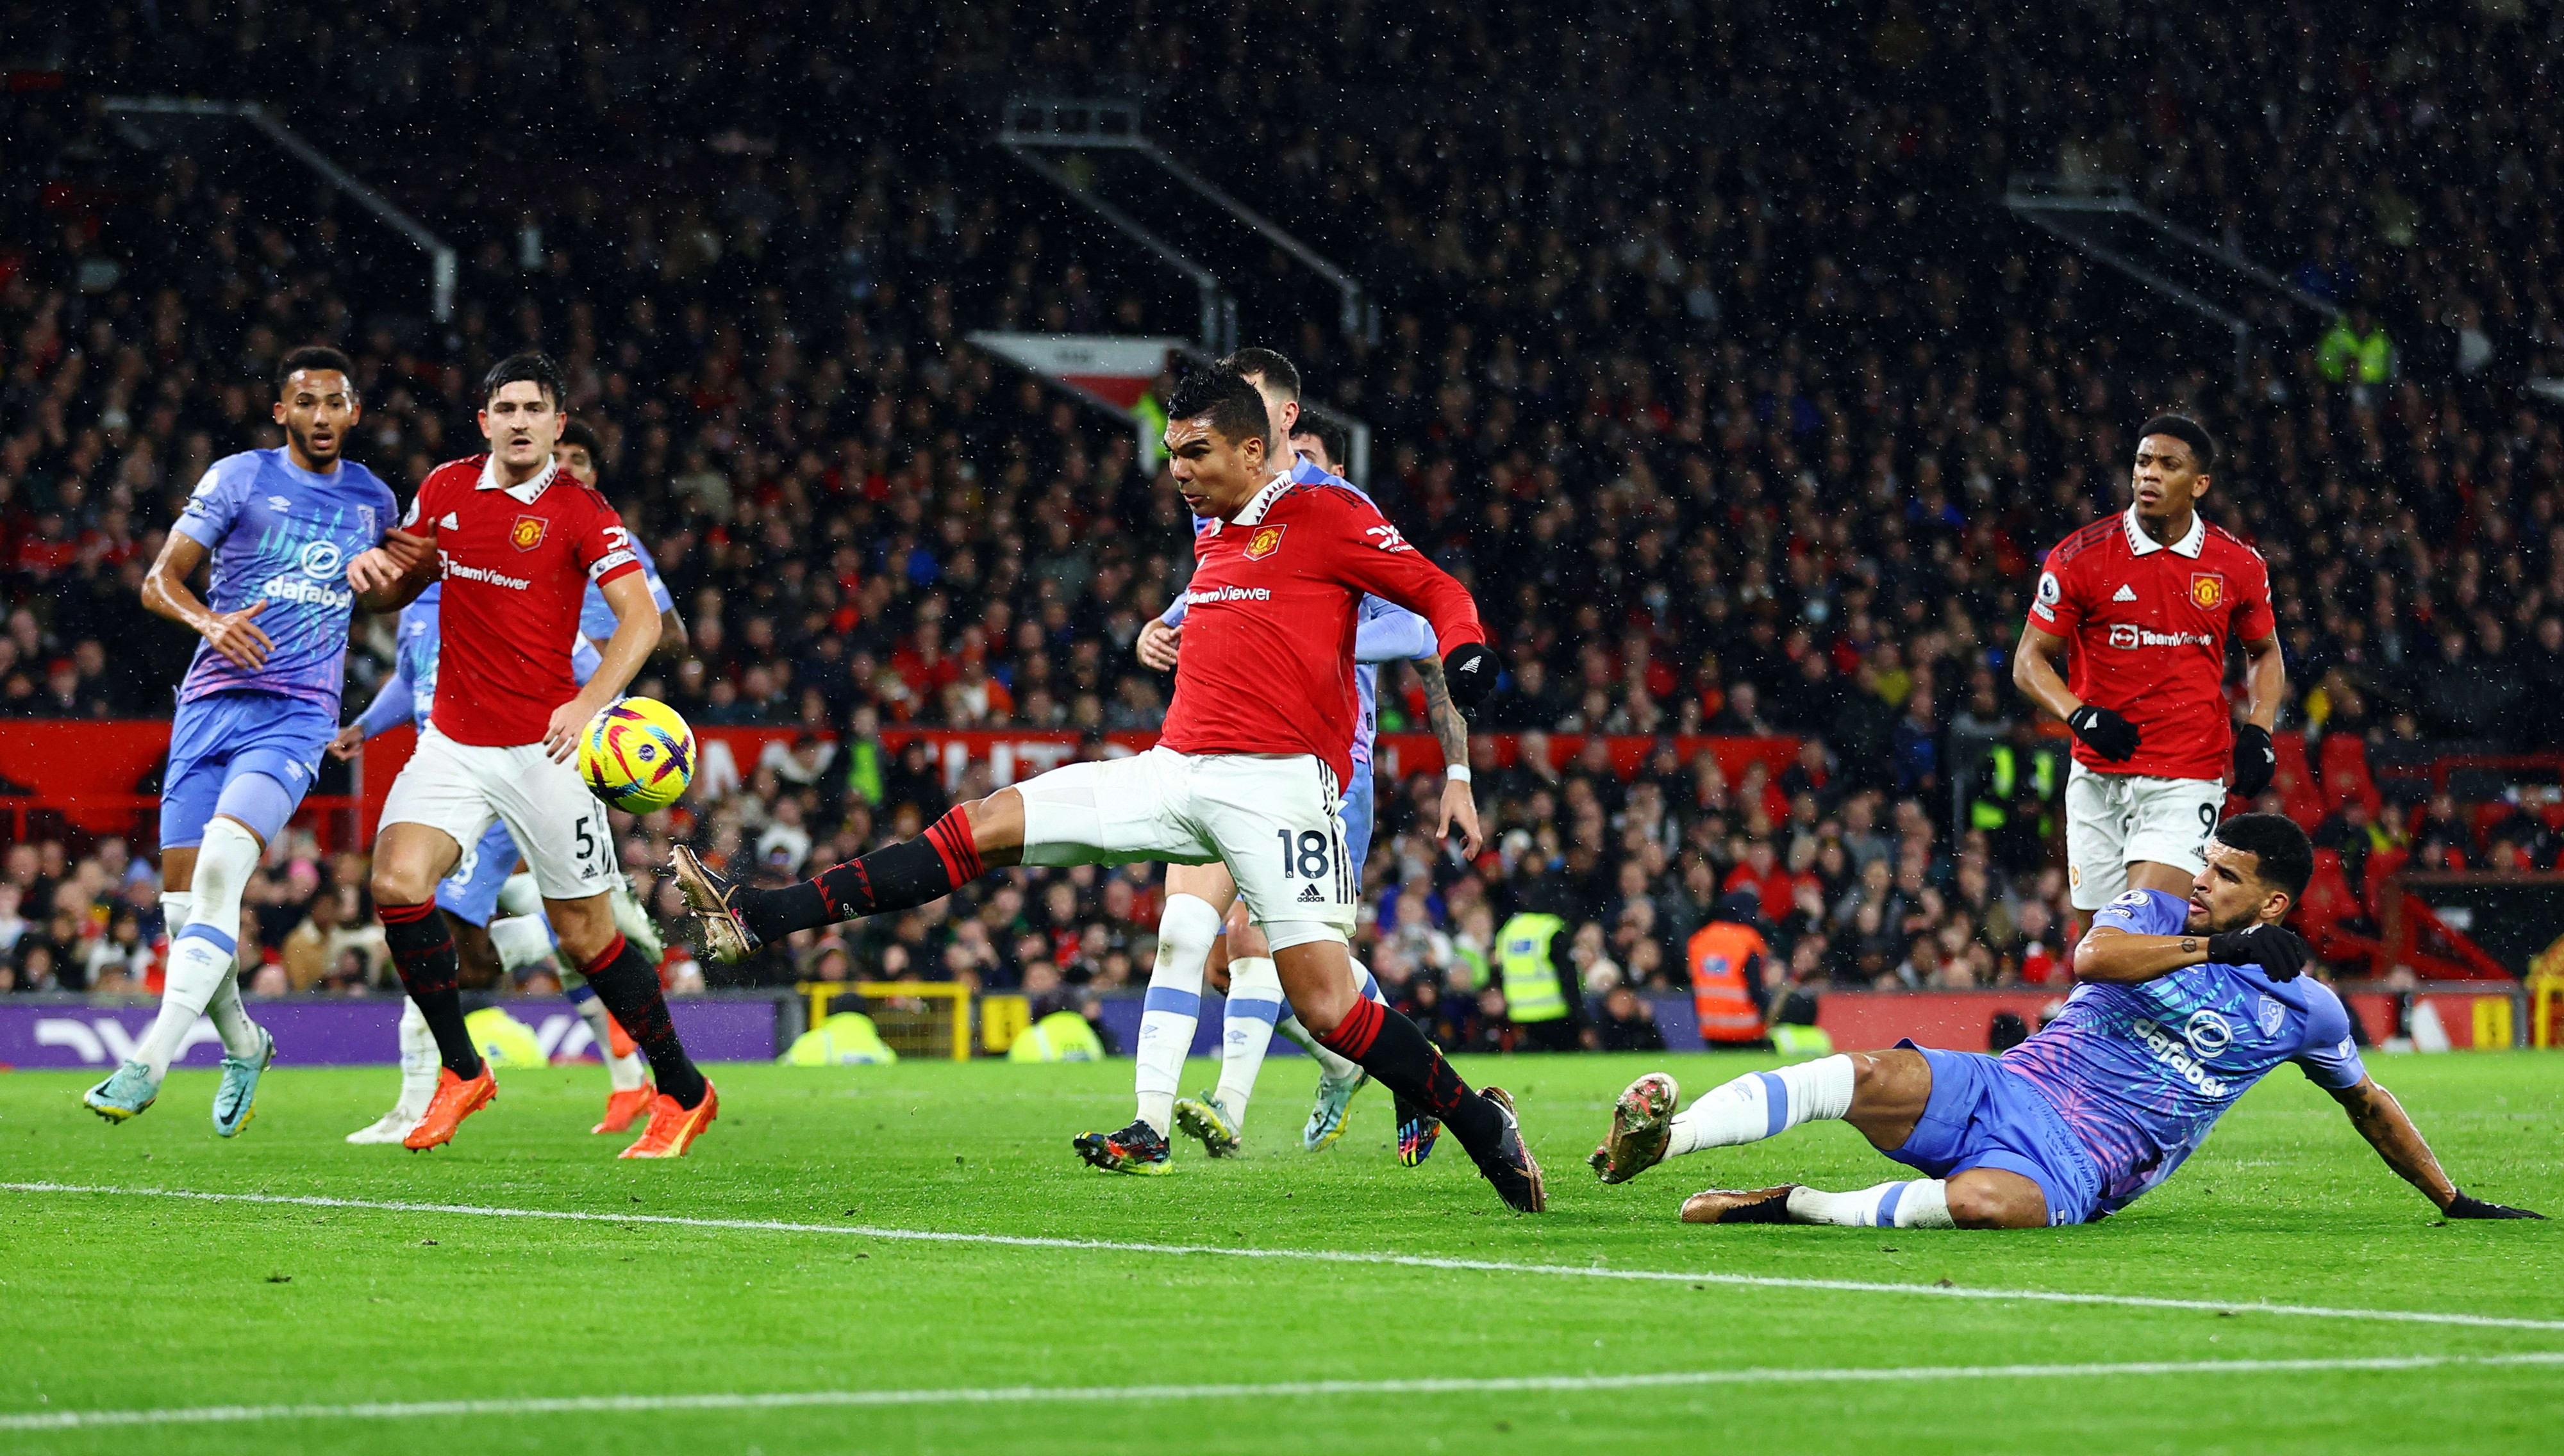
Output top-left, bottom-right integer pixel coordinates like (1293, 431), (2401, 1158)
(1298, 883), (1324, 902)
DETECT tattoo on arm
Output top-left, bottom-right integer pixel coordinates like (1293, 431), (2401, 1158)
(2181, 938), (2197, 956)
(1416, 657), (1469, 766)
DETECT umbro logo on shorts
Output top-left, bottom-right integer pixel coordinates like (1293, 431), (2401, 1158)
(2113, 584), (2138, 602)
(1298, 883), (1325, 902)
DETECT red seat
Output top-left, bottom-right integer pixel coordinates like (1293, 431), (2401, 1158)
(2316, 734), (2381, 815)
(2297, 850), (2383, 972)
(2361, 844), (2410, 914)
(2271, 732), (2324, 826)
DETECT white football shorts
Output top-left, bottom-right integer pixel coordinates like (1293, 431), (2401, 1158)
(2063, 761), (2227, 911)
(379, 724), (619, 902)
(1013, 747), (1356, 943)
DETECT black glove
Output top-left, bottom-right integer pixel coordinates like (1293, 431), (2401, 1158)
(2445, 1190), (2547, 1220)
(2231, 723), (2276, 798)
(2205, 923), (2313, 980)
(2067, 704), (2142, 761)
(1442, 641), (1496, 711)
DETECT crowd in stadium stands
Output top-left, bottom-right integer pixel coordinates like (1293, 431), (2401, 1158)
(1, 3), (2557, 1030)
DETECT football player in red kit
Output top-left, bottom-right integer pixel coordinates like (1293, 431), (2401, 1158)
(344, 352), (717, 1157)
(2013, 414), (2286, 916)
(672, 366), (1544, 1212)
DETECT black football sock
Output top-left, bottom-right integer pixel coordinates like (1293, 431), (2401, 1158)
(1317, 999), (1504, 1154)
(579, 934), (708, 1108)
(380, 900), (483, 1079)
(739, 807), (984, 941)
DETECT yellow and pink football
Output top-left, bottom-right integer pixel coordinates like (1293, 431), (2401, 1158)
(578, 697), (696, 813)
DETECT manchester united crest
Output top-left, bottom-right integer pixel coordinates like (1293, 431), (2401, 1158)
(1245, 525), (1287, 561)
(2190, 572), (2224, 608)
(510, 515), (548, 550)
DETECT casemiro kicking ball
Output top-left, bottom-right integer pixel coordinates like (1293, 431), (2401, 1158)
(579, 697), (697, 812)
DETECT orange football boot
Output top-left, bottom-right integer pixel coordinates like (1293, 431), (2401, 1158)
(606, 1012), (637, 1061)
(593, 1083), (656, 1134)
(619, 1079), (719, 1159)
(404, 1064), (497, 1150)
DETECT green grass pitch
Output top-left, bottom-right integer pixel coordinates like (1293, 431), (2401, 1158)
(1, 1051), (2557, 1454)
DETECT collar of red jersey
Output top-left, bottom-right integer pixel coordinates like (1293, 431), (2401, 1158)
(476, 454), (558, 503)
(2122, 504), (2206, 559)
(1213, 469), (1297, 532)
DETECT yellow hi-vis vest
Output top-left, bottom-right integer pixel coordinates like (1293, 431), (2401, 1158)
(1006, 1009), (1107, 1062)
(1496, 913), (1570, 1023)
(781, 1011), (899, 1065)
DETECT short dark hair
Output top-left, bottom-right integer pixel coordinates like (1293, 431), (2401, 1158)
(2138, 413), (2216, 474)
(483, 351), (565, 407)
(2213, 811), (2313, 906)
(1222, 347), (1301, 402)
(557, 418), (604, 468)
(1290, 413), (1351, 475)
(276, 346), (356, 397)
(1162, 365), (1272, 447)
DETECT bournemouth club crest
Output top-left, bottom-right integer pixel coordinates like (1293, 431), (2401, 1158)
(2189, 572), (2224, 609)
(510, 515), (548, 550)
(1245, 525), (1287, 561)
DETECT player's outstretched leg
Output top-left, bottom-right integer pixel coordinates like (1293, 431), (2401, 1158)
(1590, 1058), (1856, 1184)
(672, 803), (996, 960)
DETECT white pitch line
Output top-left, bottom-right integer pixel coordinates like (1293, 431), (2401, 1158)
(6, 1353), (2564, 1432)
(8, 1180), (2563, 1332)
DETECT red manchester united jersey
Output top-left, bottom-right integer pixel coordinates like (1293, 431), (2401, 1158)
(2027, 506), (2274, 781)
(402, 454), (641, 747)
(1159, 472), (1487, 787)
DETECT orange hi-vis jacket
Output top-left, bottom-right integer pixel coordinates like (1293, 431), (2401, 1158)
(1688, 920), (1769, 1045)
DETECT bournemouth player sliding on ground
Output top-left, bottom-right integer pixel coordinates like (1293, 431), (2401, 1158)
(673, 365), (1545, 1211)
(2013, 415), (2286, 920)
(1590, 814), (2541, 1227)
(344, 352), (717, 1157)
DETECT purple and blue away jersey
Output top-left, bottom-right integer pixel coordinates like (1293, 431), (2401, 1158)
(172, 448), (397, 713)
(354, 581), (606, 738)
(578, 543), (674, 645)
(1162, 459), (1433, 777)
(2001, 889), (2368, 1215)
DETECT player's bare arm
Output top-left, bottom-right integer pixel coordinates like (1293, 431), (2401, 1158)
(1415, 656), (1483, 856)
(142, 531), (271, 672)
(545, 569), (663, 763)
(2329, 1076), (2542, 1218)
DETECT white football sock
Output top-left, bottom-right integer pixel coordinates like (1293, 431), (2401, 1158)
(1785, 1180), (1955, 1228)
(1271, 956), (1384, 1083)
(1666, 1054), (1857, 1158)
(488, 912), (558, 973)
(1134, 895), (1222, 1136)
(495, 872), (543, 918)
(137, 820), (261, 1077)
(393, 997), (438, 1118)
(567, 978), (648, 1092)
(1214, 956), (1285, 1127)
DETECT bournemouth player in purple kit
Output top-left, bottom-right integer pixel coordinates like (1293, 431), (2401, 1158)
(1589, 815), (2543, 1227)
(87, 347), (405, 1131)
